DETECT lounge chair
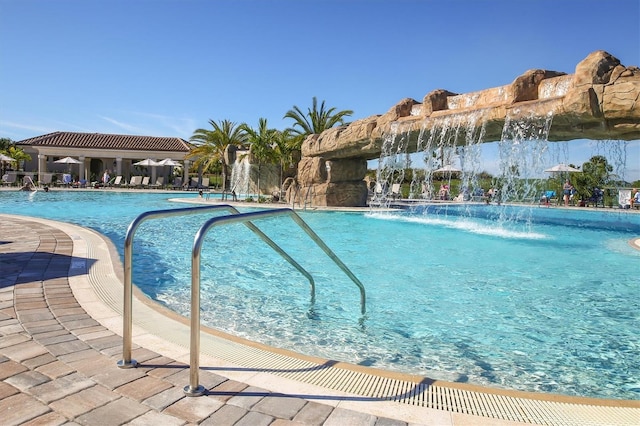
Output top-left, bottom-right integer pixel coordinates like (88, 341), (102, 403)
(186, 178), (199, 191)
(149, 176), (164, 189)
(371, 182), (384, 201)
(632, 190), (640, 209)
(198, 177), (210, 191)
(39, 173), (53, 187)
(390, 183), (402, 199)
(125, 176), (142, 188)
(171, 177), (182, 190)
(112, 176), (123, 187)
(618, 189), (631, 208)
(140, 176), (150, 188)
(471, 188), (484, 202)
(56, 173), (72, 187)
(2, 173), (16, 187)
(539, 190), (557, 207)
(585, 188), (604, 207)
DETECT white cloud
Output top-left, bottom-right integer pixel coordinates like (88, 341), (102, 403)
(98, 116), (143, 133)
(111, 110), (198, 139)
(0, 120), (53, 134)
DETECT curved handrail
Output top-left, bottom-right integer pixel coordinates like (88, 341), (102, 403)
(185, 208), (366, 395)
(118, 204), (315, 369)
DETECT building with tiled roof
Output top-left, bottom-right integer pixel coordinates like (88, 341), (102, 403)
(16, 131), (193, 184)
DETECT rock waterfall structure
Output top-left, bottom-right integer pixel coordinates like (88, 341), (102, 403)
(289, 50), (640, 207)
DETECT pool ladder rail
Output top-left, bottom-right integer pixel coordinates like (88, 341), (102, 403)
(116, 204), (366, 397)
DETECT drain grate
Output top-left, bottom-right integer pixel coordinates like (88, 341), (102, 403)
(191, 326), (640, 426)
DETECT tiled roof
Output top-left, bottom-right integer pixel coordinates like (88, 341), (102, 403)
(17, 131), (192, 152)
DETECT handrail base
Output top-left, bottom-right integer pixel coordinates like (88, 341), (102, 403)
(117, 359), (138, 369)
(184, 385), (206, 397)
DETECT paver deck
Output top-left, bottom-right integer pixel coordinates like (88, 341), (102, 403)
(0, 213), (638, 425)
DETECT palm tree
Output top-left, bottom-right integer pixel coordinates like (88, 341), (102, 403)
(0, 138), (14, 176)
(270, 128), (297, 198)
(0, 137), (13, 152)
(240, 118), (279, 197)
(283, 97), (353, 150)
(187, 119), (247, 191)
(6, 145), (31, 170)
(572, 155), (614, 201)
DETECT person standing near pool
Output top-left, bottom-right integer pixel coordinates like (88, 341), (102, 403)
(102, 170), (110, 186)
(563, 179), (572, 207)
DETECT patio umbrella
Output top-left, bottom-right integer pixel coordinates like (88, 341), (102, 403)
(0, 153), (12, 178)
(54, 156), (81, 165)
(54, 156), (82, 174)
(133, 159), (161, 182)
(544, 163), (581, 173)
(157, 158), (180, 166)
(434, 164), (461, 173)
(156, 158), (182, 184)
(133, 158), (160, 167)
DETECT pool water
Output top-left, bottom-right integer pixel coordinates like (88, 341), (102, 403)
(1, 190), (638, 400)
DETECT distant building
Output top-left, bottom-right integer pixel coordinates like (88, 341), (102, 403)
(16, 131), (193, 184)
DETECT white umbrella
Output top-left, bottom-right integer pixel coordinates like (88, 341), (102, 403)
(0, 153), (13, 162)
(133, 158), (160, 167)
(544, 163), (581, 173)
(156, 158), (181, 184)
(434, 164), (461, 173)
(157, 158), (180, 166)
(54, 156), (81, 164)
(54, 156), (82, 175)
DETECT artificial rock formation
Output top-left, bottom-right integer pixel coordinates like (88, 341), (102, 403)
(290, 50), (640, 207)
(287, 157), (368, 206)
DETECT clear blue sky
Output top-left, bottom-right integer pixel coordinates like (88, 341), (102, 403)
(1, 0), (639, 179)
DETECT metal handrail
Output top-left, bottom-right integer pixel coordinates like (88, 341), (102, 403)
(303, 185), (315, 210)
(117, 204), (316, 369)
(185, 208), (366, 396)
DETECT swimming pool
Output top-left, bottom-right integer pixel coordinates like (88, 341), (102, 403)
(1, 190), (638, 400)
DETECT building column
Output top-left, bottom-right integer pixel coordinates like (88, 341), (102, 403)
(151, 159), (157, 183)
(79, 156), (87, 181)
(183, 160), (190, 187)
(38, 154), (46, 183)
(116, 157), (122, 177)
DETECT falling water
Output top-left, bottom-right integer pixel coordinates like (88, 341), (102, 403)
(494, 109), (555, 228)
(372, 92), (636, 226)
(372, 105), (558, 234)
(374, 110), (490, 208)
(593, 139), (629, 183)
(371, 122), (410, 207)
(230, 156), (252, 197)
(497, 110), (555, 202)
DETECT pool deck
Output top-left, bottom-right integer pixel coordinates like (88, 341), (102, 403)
(1, 197), (639, 425)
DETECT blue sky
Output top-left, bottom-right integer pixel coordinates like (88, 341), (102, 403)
(1, 0), (639, 180)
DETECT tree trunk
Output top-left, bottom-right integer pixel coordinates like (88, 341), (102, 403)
(256, 163), (261, 197)
(222, 163), (229, 192)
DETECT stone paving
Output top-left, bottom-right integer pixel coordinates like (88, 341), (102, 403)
(0, 216), (436, 426)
